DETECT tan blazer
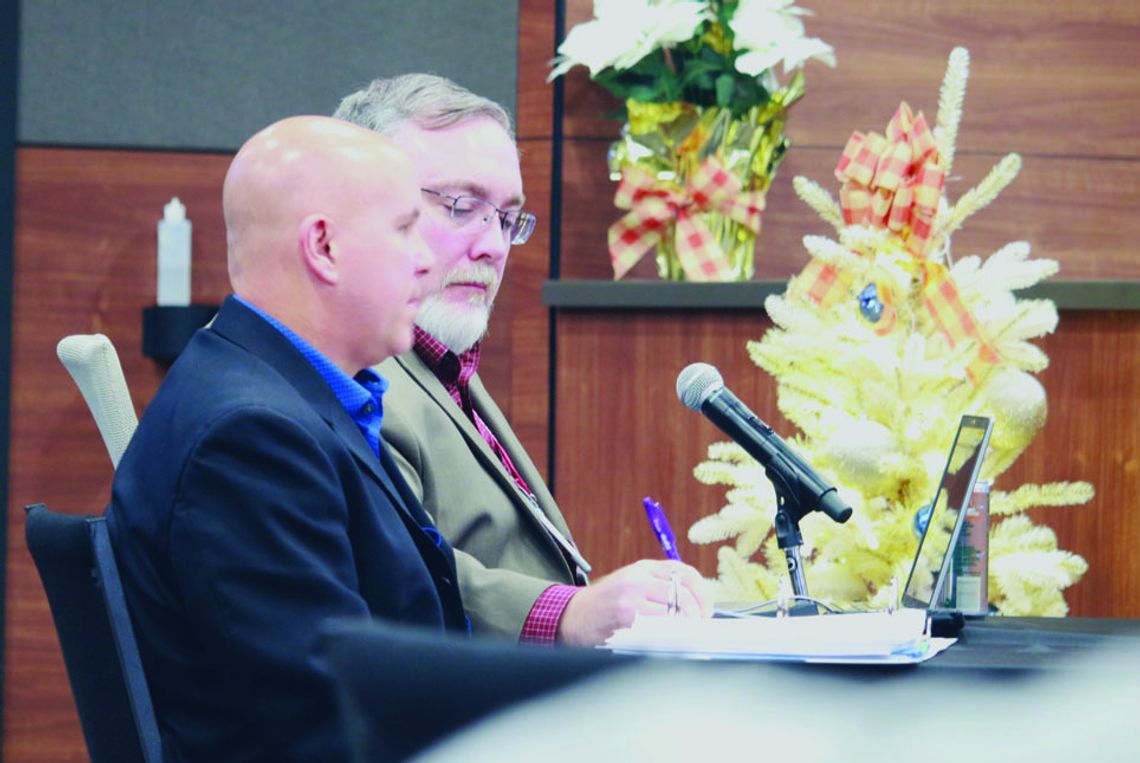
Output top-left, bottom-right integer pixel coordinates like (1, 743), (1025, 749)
(377, 351), (586, 639)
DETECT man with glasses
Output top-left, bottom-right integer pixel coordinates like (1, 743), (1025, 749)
(334, 75), (712, 647)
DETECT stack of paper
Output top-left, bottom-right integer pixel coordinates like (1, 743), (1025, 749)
(604, 609), (954, 664)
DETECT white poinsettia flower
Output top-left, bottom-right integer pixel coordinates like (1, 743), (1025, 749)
(549, 0), (709, 79)
(730, 0), (836, 77)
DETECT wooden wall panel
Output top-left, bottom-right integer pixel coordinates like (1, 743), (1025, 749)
(516, 0), (556, 139)
(5, 148), (233, 760)
(554, 309), (1140, 618)
(553, 311), (784, 577)
(794, 0), (1140, 157)
(561, 0), (1140, 156)
(488, 138), (554, 478)
(559, 142), (1140, 282)
(998, 311), (1140, 617)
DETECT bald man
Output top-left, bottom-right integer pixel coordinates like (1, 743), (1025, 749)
(106, 116), (467, 762)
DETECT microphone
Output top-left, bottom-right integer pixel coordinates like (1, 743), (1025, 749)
(676, 363), (852, 524)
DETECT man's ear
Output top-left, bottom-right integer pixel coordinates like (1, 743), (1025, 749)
(299, 213), (338, 285)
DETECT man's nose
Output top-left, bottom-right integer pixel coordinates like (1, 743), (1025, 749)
(469, 217), (510, 262)
(414, 229), (436, 273)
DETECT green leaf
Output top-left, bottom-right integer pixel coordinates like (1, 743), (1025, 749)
(680, 58), (720, 78)
(715, 73), (736, 108)
(628, 84), (667, 102)
(715, 0), (738, 42)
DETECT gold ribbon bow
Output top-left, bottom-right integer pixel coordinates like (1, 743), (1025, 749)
(607, 158), (765, 281)
(835, 102), (945, 257)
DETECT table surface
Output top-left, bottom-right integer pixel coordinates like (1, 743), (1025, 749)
(921, 616), (1140, 672)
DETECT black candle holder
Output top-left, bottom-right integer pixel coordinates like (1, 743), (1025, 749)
(142, 304), (219, 362)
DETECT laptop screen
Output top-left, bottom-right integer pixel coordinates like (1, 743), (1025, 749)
(901, 415), (993, 610)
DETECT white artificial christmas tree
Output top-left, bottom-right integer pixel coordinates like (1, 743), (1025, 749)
(690, 48), (1092, 616)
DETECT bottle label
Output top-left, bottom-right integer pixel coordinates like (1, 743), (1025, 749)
(949, 480), (990, 614)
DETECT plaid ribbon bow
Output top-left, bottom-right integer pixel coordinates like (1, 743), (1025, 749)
(835, 102), (945, 257)
(921, 260), (1002, 383)
(793, 104), (1000, 385)
(607, 158), (765, 281)
(794, 255), (1002, 385)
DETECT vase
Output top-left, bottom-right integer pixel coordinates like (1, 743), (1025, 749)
(608, 74), (803, 281)
(654, 196), (758, 281)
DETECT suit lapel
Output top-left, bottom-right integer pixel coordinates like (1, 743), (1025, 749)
(395, 353), (519, 495)
(210, 298), (438, 535)
(393, 352), (587, 573)
(467, 375), (575, 539)
(323, 408), (431, 523)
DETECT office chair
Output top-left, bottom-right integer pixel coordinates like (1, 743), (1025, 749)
(314, 618), (639, 762)
(25, 503), (163, 763)
(56, 333), (138, 468)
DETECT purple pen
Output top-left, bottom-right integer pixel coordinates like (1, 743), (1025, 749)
(643, 496), (682, 561)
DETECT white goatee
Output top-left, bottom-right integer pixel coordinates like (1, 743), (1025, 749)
(415, 263), (498, 353)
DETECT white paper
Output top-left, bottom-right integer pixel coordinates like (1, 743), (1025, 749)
(604, 609), (955, 664)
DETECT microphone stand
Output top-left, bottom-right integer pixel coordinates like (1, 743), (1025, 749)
(764, 453), (819, 614)
(679, 372), (852, 614)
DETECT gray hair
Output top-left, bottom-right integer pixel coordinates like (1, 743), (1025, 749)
(333, 73), (514, 139)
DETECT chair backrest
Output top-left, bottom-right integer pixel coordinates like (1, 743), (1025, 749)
(25, 503), (163, 763)
(314, 617), (638, 762)
(56, 333), (138, 468)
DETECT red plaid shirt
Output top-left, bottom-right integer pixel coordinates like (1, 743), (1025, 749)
(412, 328), (579, 644)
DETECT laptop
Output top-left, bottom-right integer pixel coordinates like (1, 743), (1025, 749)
(900, 414), (994, 627)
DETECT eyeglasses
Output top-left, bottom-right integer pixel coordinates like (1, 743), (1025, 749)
(421, 189), (537, 246)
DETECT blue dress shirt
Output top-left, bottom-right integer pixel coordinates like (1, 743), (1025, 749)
(234, 295), (388, 460)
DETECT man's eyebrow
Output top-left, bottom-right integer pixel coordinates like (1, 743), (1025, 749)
(434, 180), (525, 208)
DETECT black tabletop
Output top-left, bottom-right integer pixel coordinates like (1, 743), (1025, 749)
(924, 616), (1140, 672)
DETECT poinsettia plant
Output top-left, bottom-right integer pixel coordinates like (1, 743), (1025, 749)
(549, 0), (835, 117)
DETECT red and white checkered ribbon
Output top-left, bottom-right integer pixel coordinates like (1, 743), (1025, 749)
(921, 261), (1002, 384)
(607, 158), (765, 281)
(835, 102), (944, 257)
(793, 255), (1001, 385)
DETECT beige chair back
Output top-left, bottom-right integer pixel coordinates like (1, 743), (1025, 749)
(57, 334), (138, 468)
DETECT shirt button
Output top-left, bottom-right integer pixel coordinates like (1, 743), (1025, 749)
(362, 402), (375, 414)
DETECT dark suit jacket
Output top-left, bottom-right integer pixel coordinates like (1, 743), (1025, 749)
(107, 296), (467, 763)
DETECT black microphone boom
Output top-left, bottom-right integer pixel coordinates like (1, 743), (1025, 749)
(676, 363), (852, 525)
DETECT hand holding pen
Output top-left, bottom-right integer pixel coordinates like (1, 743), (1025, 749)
(644, 496), (687, 616)
(554, 497), (715, 645)
(643, 496), (681, 561)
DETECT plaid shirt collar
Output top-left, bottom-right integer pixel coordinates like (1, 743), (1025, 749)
(412, 325), (480, 390)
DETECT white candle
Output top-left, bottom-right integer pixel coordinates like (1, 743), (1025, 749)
(156, 196), (192, 306)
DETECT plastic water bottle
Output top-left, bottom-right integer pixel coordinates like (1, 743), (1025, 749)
(157, 197), (192, 306)
(949, 479), (990, 614)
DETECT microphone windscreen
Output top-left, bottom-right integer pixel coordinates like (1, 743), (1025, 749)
(676, 363), (723, 411)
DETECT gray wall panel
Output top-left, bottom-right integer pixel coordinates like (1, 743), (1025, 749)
(19, 1), (517, 151)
